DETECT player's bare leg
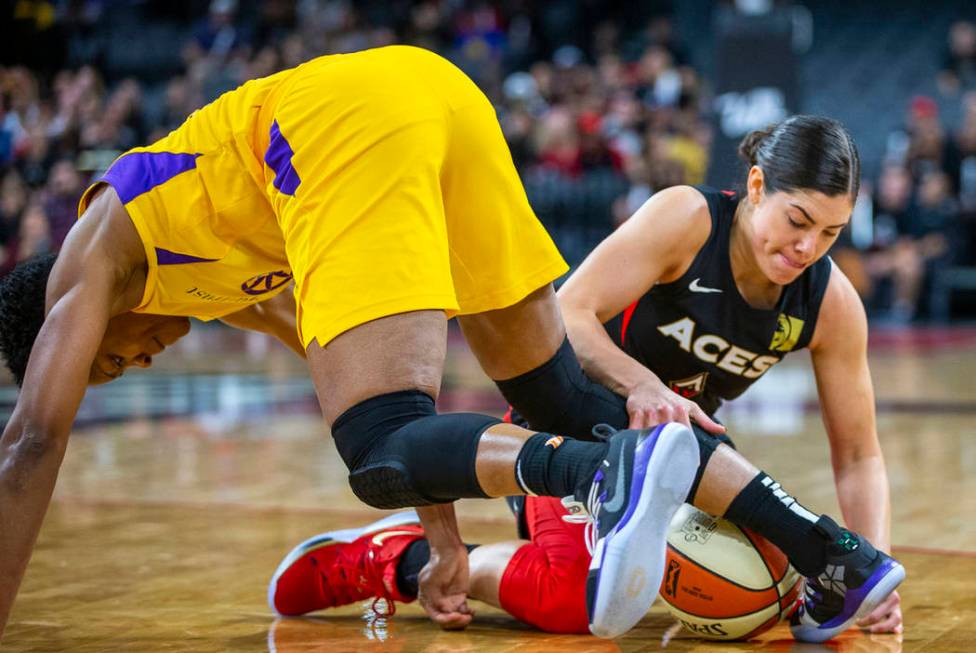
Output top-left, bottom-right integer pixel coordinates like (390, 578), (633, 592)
(467, 541), (524, 606)
(692, 442), (759, 515)
(682, 438), (904, 643)
(304, 310), (565, 630)
(304, 311), (446, 424)
(305, 310), (468, 628)
(457, 285), (566, 381)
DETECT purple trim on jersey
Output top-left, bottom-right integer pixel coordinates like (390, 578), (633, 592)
(264, 121), (301, 196)
(102, 152), (201, 204)
(155, 247), (219, 266)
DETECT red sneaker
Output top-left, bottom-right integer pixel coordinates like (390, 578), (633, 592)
(268, 511), (424, 616)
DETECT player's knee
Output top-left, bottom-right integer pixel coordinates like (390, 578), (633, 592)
(330, 390), (497, 509)
(534, 605), (589, 634)
(501, 544), (590, 634)
(494, 337), (628, 438)
(530, 574), (590, 634)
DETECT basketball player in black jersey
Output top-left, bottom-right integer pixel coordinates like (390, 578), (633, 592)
(270, 116), (904, 643)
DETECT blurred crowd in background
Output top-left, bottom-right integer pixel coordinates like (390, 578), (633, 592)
(1, 0), (975, 322)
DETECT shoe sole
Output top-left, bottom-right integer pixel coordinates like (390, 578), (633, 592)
(588, 423), (699, 638)
(267, 510), (420, 615)
(791, 559), (906, 643)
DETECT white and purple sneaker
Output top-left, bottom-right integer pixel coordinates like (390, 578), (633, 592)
(790, 516), (906, 643)
(576, 423), (699, 639)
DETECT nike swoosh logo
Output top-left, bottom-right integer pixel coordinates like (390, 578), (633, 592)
(601, 443), (631, 513)
(371, 529), (419, 545)
(689, 278), (722, 293)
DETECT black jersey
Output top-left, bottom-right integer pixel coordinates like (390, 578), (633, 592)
(602, 186), (832, 416)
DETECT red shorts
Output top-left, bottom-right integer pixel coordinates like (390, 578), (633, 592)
(497, 496), (592, 634)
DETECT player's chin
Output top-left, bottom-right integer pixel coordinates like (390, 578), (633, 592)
(88, 368), (117, 386)
(768, 255), (805, 284)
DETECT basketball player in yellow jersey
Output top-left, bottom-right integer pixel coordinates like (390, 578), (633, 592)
(0, 46), (710, 640)
(0, 47), (906, 643)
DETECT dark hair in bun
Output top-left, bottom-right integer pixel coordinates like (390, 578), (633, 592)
(737, 115), (860, 199)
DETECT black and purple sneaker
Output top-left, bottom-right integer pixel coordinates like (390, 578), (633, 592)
(576, 423), (699, 639)
(790, 516), (906, 643)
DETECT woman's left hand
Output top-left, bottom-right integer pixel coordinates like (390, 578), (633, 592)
(856, 589), (902, 634)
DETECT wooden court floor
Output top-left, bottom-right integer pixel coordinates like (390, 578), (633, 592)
(4, 327), (976, 652)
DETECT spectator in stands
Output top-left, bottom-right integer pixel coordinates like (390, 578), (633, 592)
(602, 90), (644, 165)
(904, 96), (950, 181)
(953, 92), (976, 211)
(61, 66), (107, 155)
(246, 46), (284, 82)
(449, 1), (508, 95)
(4, 67), (40, 136)
(280, 32), (310, 69)
(577, 111), (619, 172)
(252, 0), (296, 52)
(535, 107), (581, 177)
(151, 76), (195, 139)
(667, 110), (709, 185)
(0, 72), (30, 166)
(863, 166), (952, 322)
(79, 84), (140, 152)
(0, 169), (27, 250)
(42, 159), (83, 249)
(12, 198), (50, 265)
(939, 20), (976, 94)
(612, 155), (652, 227)
(498, 71), (545, 169)
(645, 130), (687, 190)
(20, 120), (54, 189)
(185, 0), (251, 66)
(6, 0), (963, 297)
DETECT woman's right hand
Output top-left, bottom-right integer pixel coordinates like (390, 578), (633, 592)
(626, 378), (726, 434)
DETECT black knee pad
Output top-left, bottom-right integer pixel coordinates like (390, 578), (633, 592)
(331, 390), (499, 509)
(686, 424), (736, 502)
(494, 337), (629, 439)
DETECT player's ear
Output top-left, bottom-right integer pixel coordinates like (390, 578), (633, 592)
(746, 166), (765, 205)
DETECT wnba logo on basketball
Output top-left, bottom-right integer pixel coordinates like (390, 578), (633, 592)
(664, 560), (682, 598)
(661, 505), (802, 640)
(241, 270), (293, 295)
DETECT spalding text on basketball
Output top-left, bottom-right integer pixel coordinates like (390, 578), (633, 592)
(680, 620), (729, 637)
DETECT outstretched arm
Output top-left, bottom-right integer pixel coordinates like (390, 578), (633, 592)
(0, 187), (140, 638)
(809, 264), (899, 633)
(810, 266), (890, 551)
(558, 186), (724, 433)
(415, 504), (474, 629)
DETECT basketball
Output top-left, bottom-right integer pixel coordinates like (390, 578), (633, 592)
(659, 504), (803, 640)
